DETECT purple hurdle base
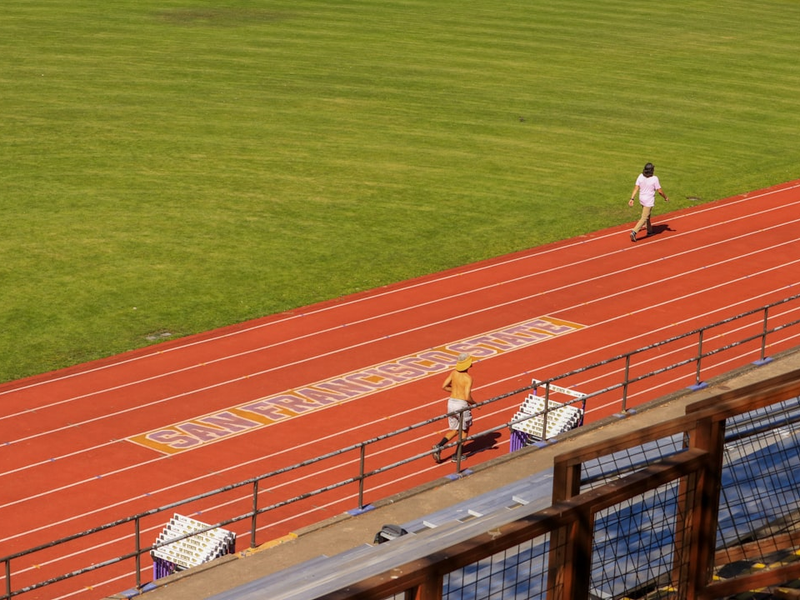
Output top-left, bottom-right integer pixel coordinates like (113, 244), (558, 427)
(510, 430), (533, 452)
(153, 557), (178, 580)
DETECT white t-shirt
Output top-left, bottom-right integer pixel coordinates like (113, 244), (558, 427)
(635, 174), (661, 207)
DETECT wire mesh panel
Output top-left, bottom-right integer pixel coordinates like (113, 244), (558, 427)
(715, 396), (800, 569)
(591, 480), (690, 599)
(292, 367), (800, 600)
(580, 433), (688, 491)
(443, 534), (553, 600)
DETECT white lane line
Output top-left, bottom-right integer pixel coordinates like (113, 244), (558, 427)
(2, 223), (797, 463)
(3, 243), (798, 526)
(4, 199), (800, 425)
(3, 223), (798, 455)
(2, 182), (798, 398)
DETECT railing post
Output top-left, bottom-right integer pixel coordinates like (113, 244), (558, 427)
(452, 412), (465, 471)
(358, 443), (367, 509)
(621, 354), (631, 412)
(694, 329), (705, 386)
(134, 517), (142, 590)
(5, 557), (11, 600)
(251, 479), (259, 548)
(542, 383), (551, 440)
(759, 306), (770, 362)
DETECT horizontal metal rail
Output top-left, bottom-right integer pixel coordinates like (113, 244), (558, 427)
(3, 292), (800, 599)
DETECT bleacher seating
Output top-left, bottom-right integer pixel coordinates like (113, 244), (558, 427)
(206, 469), (555, 600)
(201, 397), (800, 600)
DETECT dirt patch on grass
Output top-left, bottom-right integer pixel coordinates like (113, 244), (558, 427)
(145, 330), (173, 342)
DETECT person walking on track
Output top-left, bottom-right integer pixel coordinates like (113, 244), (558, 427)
(432, 353), (478, 464)
(628, 162), (669, 242)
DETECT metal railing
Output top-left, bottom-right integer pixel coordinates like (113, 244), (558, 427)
(309, 363), (800, 600)
(3, 292), (800, 599)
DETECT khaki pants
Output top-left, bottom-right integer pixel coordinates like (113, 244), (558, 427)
(633, 205), (653, 235)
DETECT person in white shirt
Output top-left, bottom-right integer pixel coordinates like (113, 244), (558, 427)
(628, 162), (669, 242)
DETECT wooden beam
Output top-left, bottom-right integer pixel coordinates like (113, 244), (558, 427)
(318, 450), (708, 600)
(699, 562), (800, 600)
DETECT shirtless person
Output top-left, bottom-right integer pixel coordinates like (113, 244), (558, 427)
(432, 353), (477, 464)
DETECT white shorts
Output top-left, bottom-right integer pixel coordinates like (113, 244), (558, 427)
(447, 398), (473, 431)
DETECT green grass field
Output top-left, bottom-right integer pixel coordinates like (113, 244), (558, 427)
(2, 0), (799, 383)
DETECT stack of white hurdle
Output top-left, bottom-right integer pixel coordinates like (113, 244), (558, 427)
(151, 513), (236, 580)
(509, 379), (585, 451)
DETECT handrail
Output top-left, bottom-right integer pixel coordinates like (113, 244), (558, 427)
(3, 291), (800, 599)
(307, 368), (800, 600)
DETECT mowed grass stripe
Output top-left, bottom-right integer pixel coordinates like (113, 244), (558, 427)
(1, 0), (799, 382)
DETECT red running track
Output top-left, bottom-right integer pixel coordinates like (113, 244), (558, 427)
(2, 180), (800, 599)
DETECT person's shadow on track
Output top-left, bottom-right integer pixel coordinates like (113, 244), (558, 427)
(458, 431), (501, 460)
(647, 223), (675, 238)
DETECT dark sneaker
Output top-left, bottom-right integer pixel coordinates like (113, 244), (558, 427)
(432, 444), (442, 464)
(630, 230), (637, 243)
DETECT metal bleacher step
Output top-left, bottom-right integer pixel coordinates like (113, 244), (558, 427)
(205, 555), (328, 600)
(208, 468), (555, 600)
(403, 468), (553, 533)
(206, 546), (375, 600)
(269, 495), (559, 600)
